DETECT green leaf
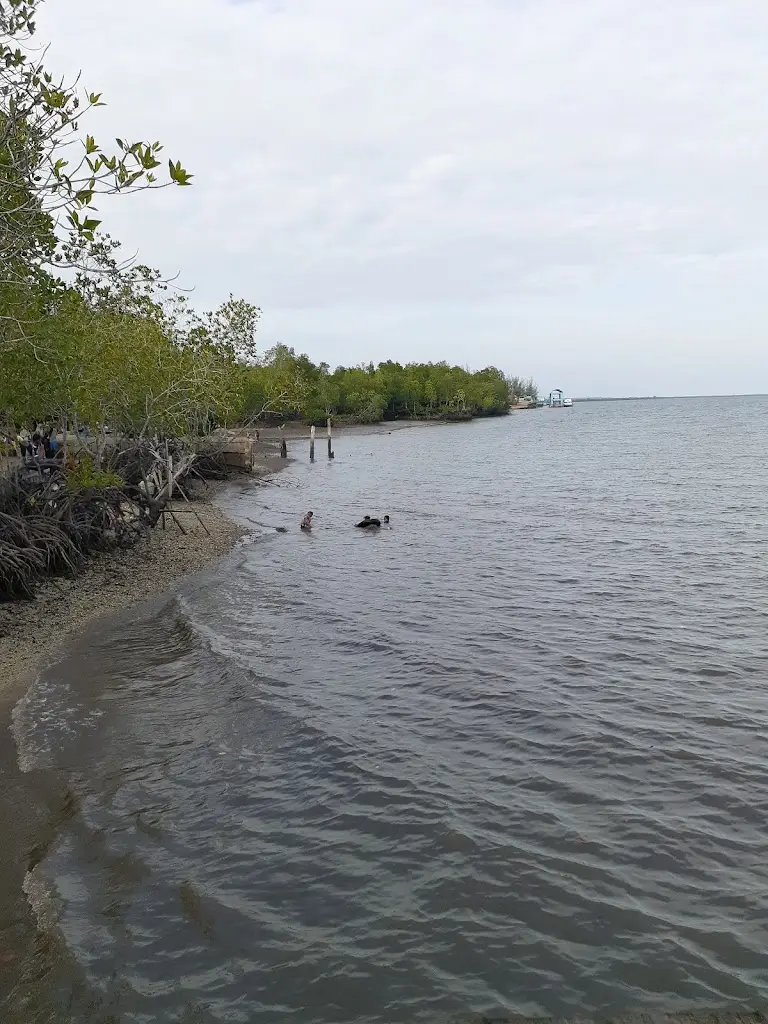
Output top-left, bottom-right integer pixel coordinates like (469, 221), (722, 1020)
(169, 160), (193, 185)
(44, 87), (66, 109)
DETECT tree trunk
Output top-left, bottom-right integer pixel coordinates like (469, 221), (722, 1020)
(95, 422), (107, 472)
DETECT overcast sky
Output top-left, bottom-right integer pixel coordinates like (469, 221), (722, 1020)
(39, 0), (768, 396)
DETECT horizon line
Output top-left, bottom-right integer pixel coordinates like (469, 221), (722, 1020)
(573, 393), (768, 402)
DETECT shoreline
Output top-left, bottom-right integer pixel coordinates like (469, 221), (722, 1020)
(0, 434), (293, 707)
(0, 415), (468, 702)
(244, 416), (481, 442)
(0, 415), (460, 1016)
(0, 466), (286, 1018)
(0, 485), (245, 710)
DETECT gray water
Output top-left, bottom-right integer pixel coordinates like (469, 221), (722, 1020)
(12, 398), (768, 1022)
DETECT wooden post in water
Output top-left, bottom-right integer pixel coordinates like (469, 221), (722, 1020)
(309, 424), (315, 462)
(280, 425), (287, 459)
(327, 417), (334, 460)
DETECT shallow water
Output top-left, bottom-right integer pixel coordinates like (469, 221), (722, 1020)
(12, 398), (768, 1022)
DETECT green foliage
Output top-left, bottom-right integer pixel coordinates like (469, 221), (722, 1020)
(66, 456), (123, 491)
(507, 376), (539, 402)
(0, 3), (534, 439)
(0, 0), (192, 357)
(239, 352), (533, 425)
(0, 235), (251, 442)
(1, 0), (192, 244)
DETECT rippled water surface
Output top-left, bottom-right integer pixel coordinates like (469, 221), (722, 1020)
(13, 398), (768, 1022)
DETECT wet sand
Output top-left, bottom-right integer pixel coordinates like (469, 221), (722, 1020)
(0, 491), (254, 1020)
(0, 496), (244, 707)
(0, 433), (291, 705)
(0, 458), (289, 1019)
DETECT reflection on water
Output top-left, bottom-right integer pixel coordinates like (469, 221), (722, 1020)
(12, 398), (768, 1022)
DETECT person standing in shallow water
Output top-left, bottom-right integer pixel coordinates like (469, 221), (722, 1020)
(300, 511), (314, 530)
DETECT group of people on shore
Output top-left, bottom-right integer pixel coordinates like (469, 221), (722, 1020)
(14, 427), (61, 462)
(300, 511), (390, 531)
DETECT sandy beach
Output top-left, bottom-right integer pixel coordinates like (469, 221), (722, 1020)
(0, 496), (245, 703)
(0, 432), (296, 704)
(0, 478), (262, 1019)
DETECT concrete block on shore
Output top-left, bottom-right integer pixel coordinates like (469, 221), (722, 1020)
(220, 438), (255, 471)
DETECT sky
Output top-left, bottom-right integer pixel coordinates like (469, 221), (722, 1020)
(37, 0), (768, 396)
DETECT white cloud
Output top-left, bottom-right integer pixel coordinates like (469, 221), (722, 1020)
(36, 0), (768, 393)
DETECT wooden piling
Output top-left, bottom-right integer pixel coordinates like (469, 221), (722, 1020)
(310, 424), (315, 462)
(327, 417), (334, 459)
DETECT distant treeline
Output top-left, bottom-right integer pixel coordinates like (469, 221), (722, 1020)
(243, 348), (538, 425)
(0, 3), (536, 438)
(1, 268), (536, 434)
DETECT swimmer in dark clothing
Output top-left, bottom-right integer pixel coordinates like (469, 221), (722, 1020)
(355, 515), (379, 528)
(355, 515), (390, 529)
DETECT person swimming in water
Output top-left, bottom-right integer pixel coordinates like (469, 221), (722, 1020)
(300, 510), (314, 530)
(355, 515), (378, 528)
(355, 514), (390, 528)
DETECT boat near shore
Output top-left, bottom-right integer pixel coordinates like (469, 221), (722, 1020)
(547, 388), (574, 408)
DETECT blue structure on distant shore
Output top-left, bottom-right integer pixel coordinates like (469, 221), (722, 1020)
(547, 388), (573, 408)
